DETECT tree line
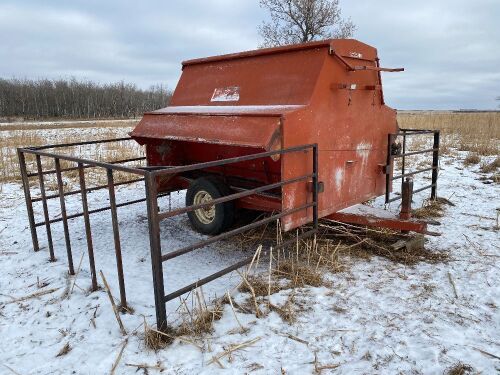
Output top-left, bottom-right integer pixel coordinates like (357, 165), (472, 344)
(0, 78), (172, 120)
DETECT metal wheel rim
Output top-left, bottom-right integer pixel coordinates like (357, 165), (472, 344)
(193, 190), (216, 224)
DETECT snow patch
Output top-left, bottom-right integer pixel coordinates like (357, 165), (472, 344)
(334, 167), (344, 191)
(356, 142), (372, 168)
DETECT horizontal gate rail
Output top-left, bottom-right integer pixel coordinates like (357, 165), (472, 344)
(29, 137), (133, 150)
(392, 148), (438, 158)
(162, 202), (315, 262)
(158, 174), (312, 220)
(385, 129), (440, 204)
(32, 178), (145, 202)
(34, 194), (169, 227)
(164, 229), (316, 303)
(19, 148), (147, 176)
(392, 166), (437, 181)
(27, 157), (146, 177)
(150, 143), (316, 176)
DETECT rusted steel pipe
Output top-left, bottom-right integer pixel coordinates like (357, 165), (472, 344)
(161, 202), (315, 262)
(107, 169), (127, 309)
(17, 150), (39, 251)
(30, 137), (133, 150)
(32, 177), (144, 202)
(158, 174), (312, 220)
(27, 157), (145, 178)
(151, 144), (314, 177)
(19, 148), (147, 176)
(55, 158), (75, 275)
(431, 131), (440, 199)
(144, 172), (167, 330)
(78, 163), (98, 291)
(164, 229), (317, 302)
(36, 155), (55, 261)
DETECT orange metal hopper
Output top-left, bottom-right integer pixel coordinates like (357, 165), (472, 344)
(130, 39), (406, 231)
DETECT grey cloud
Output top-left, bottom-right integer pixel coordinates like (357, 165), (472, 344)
(0, 0), (498, 109)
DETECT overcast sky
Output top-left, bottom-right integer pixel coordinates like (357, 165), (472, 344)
(1, 0), (499, 109)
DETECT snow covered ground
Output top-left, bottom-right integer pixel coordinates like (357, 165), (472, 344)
(0, 152), (499, 374)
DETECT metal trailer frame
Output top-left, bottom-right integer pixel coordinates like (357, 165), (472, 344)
(17, 138), (318, 330)
(385, 129), (440, 204)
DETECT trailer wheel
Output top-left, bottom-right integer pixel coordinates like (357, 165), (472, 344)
(186, 177), (234, 235)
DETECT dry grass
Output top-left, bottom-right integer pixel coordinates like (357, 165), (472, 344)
(239, 274), (284, 297)
(480, 156), (500, 173)
(176, 303), (224, 337)
(0, 122), (144, 192)
(317, 221), (449, 265)
(412, 197), (454, 219)
(463, 153), (481, 166)
(444, 362), (475, 375)
(144, 324), (176, 350)
(268, 293), (297, 324)
(274, 260), (324, 288)
(55, 342), (71, 357)
(397, 111), (500, 156)
(143, 288), (226, 350)
(0, 119), (137, 131)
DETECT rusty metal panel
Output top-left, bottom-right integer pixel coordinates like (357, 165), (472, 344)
(280, 39), (399, 231)
(171, 45), (327, 106)
(131, 112), (283, 150)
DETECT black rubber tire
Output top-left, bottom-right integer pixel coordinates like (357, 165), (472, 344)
(185, 177), (235, 235)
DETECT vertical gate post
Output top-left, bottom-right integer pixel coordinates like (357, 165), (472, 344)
(79, 163), (98, 291)
(431, 130), (440, 200)
(17, 149), (39, 251)
(400, 177), (413, 221)
(385, 133), (395, 203)
(401, 131), (407, 191)
(55, 158), (75, 275)
(144, 172), (167, 330)
(36, 154), (55, 261)
(107, 168), (127, 309)
(312, 144), (319, 230)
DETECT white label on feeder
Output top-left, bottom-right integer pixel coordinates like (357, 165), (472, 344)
(349, 52), (363, 59)
(211, 87), (240, 102)
(350, 84), (357, 90)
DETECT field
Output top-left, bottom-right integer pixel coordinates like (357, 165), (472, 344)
(0, 112), (499, 374)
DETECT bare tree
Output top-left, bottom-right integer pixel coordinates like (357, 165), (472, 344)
(258, 0), (355, 47)
(0, 77), (172, 120)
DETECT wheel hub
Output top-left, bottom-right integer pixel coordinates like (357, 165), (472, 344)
(193, 190), (216, 224)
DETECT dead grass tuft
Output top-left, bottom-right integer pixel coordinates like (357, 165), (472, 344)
(175, 289), (226, 337)
(463, 153), (481, 166)
(56, 342), (71, 357)
(480, 156), (500, 173)
(275, 260), (324, 288)
(318, 221), (449, 265)
(269, 293), (297, 324)
(144, 325), (176, 350)
(444, 362), (475, 375)
(412, 197), (453, 219)
(176, 303), (224, 337)
(239, 274), (284, 297)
